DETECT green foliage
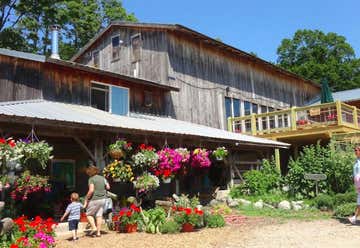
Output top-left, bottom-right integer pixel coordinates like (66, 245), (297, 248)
(173, 194), (200, 209)
(286, 143), (329, 197)
(211, 204), (232, 215)
(139, 207), (166, 234)
(159, 220), (180, 234)
(313, 194), (334, 210)
(236, 159), (281, 195)
(333, 190), (357, 207)
(204, 213), (225, 228)
(286, 141), (355, 197)
(0, 0), (137, 59)
(334, 203), (357, 218)
(277, 29), (360, 91)
(325, 143), (354, 193)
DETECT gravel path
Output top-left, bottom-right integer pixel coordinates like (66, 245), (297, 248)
(56, 218), (360, 248)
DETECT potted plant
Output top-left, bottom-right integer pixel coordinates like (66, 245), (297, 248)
(10, 170), (51, 201)
(155, 148), (183, 183)
(191, 148), (211, 169)
(17, 139), (53, 170)
(212, 147), (228, 161)
(103, 160), (134, 183)
(173, 207), (204, 232)
(117, 204), (140, 233)
(133, 173), (160, 193)
(132, 144), (158, 170)
(108, 139), (132, 159)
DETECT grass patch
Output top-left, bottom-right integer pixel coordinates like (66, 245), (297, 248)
(237, 205), (332, 221)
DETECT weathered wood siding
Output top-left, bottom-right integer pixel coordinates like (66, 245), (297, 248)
(0, 55), (167, 115)
(76, 27), (320, 129)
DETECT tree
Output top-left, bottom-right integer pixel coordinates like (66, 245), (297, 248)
(277, 29), (360, 91)
(0, 0), (137, 59)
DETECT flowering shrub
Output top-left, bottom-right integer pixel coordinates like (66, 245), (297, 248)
(133, 173), (160, 193)
(11, 171), (51, 201)
(17, 140), (53, 170)
(0, 137), (23, 167)
(8, 215), (57, 248)
(113, 204), (141, 225)
(109, 139), (132, 152)
(155, 148), (183, 180)
(132, 144), (158, 169)
(103, 160), (134, 182)
(173, 207), (204, 226)
(212, 147), (228, 160)
(191, 148), (211, 169)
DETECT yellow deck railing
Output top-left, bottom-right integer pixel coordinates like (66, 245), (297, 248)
(227, 101), (360, 136)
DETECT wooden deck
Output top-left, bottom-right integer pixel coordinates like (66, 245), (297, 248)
(228, 101), (360, 143)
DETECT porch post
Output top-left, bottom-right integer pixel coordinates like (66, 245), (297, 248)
(353, 106), (358, 128)
(94, 138), (105, 170)
(274, 148), (280, 171)
(336, 101), (343, 126)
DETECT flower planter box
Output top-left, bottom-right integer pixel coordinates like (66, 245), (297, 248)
(181, 223), (194, 232)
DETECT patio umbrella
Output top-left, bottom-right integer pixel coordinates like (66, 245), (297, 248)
(320, 79), (334, 103)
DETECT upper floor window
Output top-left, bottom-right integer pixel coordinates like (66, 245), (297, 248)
(225, 97), (242, 119)
(91, 83), (109, 111)
(131, 34), (141, 62)
(144, 91), (153, 107)
(112, 35), (121, 60)
(93, 50), (100, 68)
(90, 82), (129, 116)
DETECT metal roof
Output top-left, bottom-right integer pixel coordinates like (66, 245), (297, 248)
(0, 100), (289, 148)
(0, 48), (45, 62)
(306, 88), (360, 105)
(0, 48), (179, 92)
(71, 22), (320, 90)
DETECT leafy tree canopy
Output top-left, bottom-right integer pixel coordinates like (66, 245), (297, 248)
(277, 29), (360, 91)
(0, 0), (137, 59)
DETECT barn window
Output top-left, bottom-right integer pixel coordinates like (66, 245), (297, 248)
(90, 82), (129, 116)
(93, 50), (100, 67)
(131, 34), (141, 62)
(112, 35), (121, 60)
(91, 82), (109, 111)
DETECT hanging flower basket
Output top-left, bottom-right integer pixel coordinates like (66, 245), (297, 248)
(113, 177), (122, 183)
(109, 149), (125, 160)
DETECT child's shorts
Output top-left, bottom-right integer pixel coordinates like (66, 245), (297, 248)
(68, 219), (79, 231)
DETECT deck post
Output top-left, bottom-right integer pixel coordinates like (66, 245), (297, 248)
(251, 114), (257, 135)
(227, 117), (233, 132)
(353, 106), (358, 128)
(274, 148), (280, 171)
(290, 107), (297, 130)
(336, 101), (343, 126)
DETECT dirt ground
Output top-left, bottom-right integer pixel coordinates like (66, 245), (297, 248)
(56, 218), (360, 248)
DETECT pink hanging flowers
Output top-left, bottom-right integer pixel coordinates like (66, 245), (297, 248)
(191, 148), (211, 168)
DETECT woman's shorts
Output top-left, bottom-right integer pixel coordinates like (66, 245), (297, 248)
(68, 219), (79, 231)
(357, 193), (360, 205)
(86, 199), (106, 217)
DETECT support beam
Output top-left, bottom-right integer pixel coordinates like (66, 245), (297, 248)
(94, 138), (105, 170)
(73, 137), (95, 162)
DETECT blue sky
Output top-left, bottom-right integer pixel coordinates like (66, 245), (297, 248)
(123, 0), (360, 63)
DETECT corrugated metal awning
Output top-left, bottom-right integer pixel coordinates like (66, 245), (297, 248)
(0, 100), (289, 148)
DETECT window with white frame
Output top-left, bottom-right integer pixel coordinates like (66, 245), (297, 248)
(112, 35), (121, 60)
(90, 82), (129, 116)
